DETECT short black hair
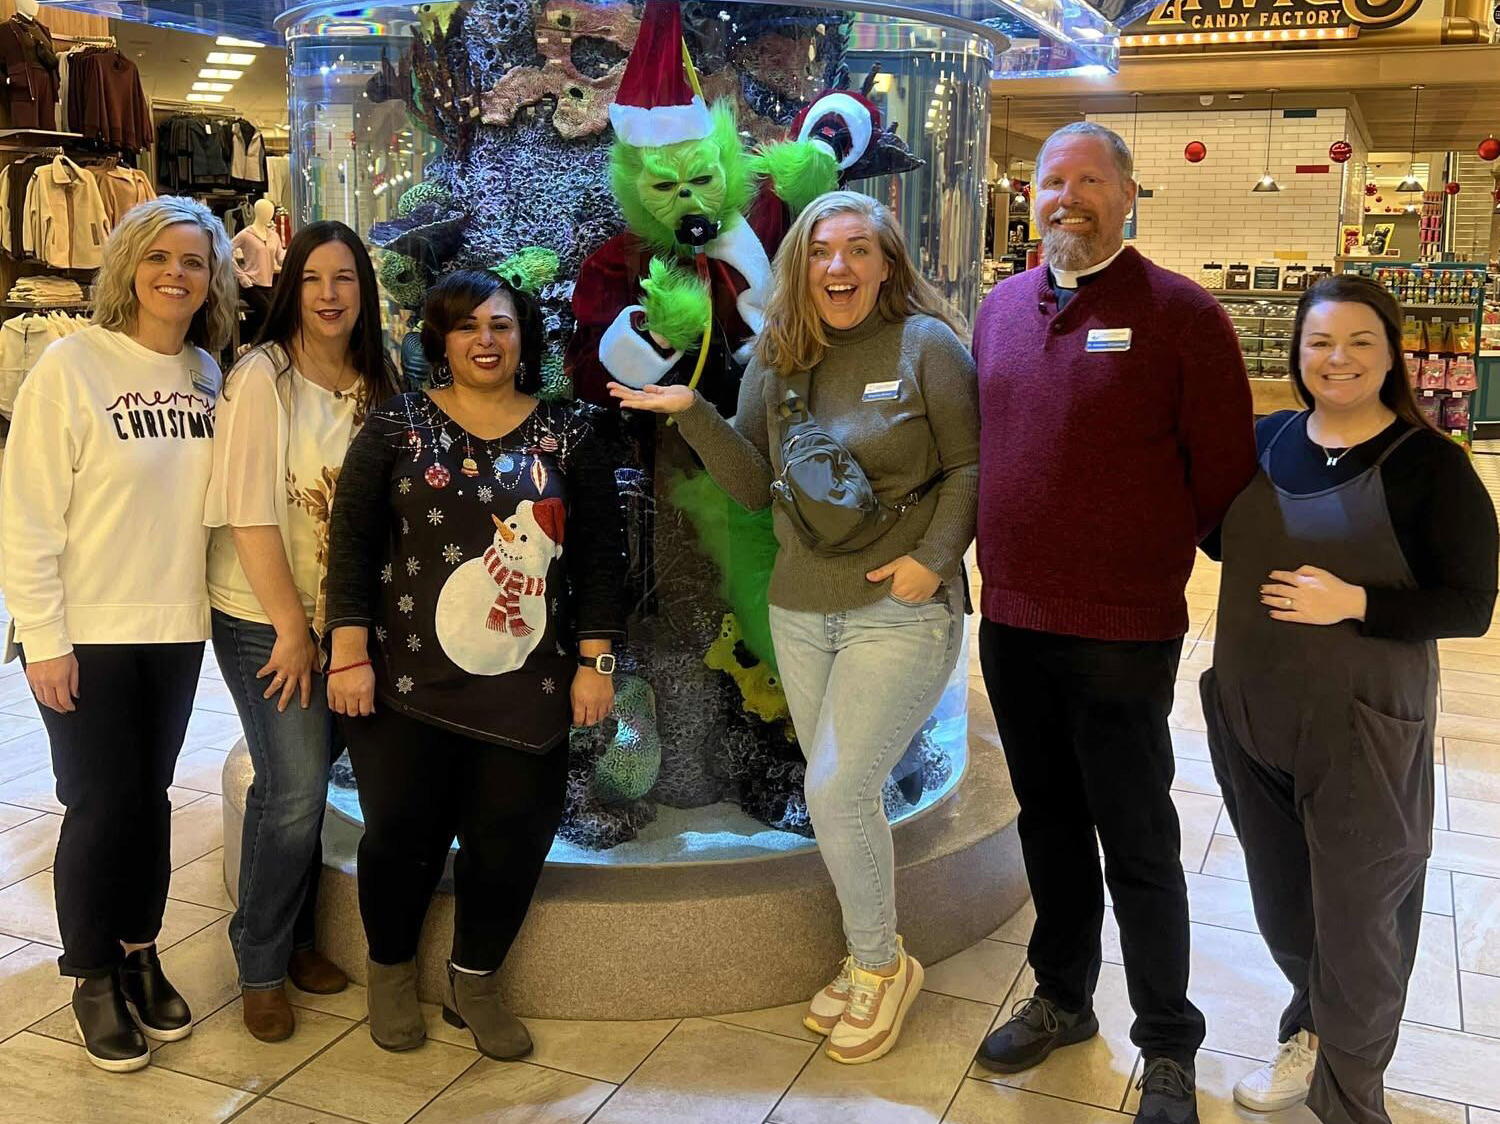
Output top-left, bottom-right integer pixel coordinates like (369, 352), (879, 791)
(420, 270), (544, 395)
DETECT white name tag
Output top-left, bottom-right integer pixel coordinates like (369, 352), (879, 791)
(862, 380), (901, 402)
(1086, 328), (1133, 353)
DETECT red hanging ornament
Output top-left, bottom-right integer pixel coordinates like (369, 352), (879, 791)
(1375, 194), (1383, 202)
(1364, 182), (1378, 196)
(1184, 140), (1207, 163)
(1445, 181), (1461, 195)
(1329, 140), (1352, 164)
(1478, 136), (1500, 161)
(424, 463), (451, 489)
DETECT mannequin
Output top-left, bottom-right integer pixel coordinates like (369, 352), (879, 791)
(232, 199), (285, 344)
(1, 0), (59, 130)
(13, 1), (40, 20)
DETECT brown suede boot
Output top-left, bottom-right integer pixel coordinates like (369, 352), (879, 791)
(242, 986), (295, 1042)
(288, 949), (348, 995)
(442, 963), (531, 1060)
(366, 958), (425, 1052)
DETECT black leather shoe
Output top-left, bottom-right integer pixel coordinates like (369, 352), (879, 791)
(1135, 1057), (1199, 1124)
(118, 947), (192, 1042)
(975, 995), (1100, 1073)
(72, 975), (149, 1072)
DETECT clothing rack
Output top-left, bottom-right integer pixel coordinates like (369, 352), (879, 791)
(52, 34), (116, 46)
(152, 98), (244, 117)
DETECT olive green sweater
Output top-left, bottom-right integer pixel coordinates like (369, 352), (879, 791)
(675, 312), (979, 613)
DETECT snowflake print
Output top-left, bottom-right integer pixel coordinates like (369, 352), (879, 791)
(381, 563), (393, 584)
(427, 507), (444, 526)
(398, 594), (415, 615)
(396, 675), (414, 694)
(477, 485), (494, 503)
(398, 477), (412, 494)
(407, 634), (422, 652)
(442, 543), (463, 565)
(402, 518), (410, 535)
(406, 557), (421, 576)
(542, 677), (556, 694)
(374, 626), (388, 642)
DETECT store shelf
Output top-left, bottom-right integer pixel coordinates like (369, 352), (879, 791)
(1209, 289), (1313, 299)
(0, 300), (89, 309)
(1401, 303), (1480, 311)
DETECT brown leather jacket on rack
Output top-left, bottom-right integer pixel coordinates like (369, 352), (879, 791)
(0, 14), (60, 131)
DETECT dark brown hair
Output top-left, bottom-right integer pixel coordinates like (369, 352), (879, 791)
(420, 270), (543, 395)
(1290, 274), (1440, 434)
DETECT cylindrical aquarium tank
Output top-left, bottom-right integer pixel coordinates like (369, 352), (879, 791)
(282, 0), (996, 867)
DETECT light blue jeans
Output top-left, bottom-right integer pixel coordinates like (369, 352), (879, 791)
(770, 588), (962, 969)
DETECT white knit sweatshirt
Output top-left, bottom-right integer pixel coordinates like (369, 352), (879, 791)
(0, 326), (221, 661)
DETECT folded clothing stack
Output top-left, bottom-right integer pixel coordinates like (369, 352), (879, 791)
(7, 277), (87, 306)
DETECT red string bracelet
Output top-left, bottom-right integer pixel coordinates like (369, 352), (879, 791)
(327, 659), (372, 677)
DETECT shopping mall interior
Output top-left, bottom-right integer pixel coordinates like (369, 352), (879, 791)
(0, 0), (1498, 1121)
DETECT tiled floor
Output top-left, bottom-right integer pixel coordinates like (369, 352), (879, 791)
(3, 481), (1500, 1123)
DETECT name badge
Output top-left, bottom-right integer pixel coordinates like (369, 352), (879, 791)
(862, 380), (901, 402)
(1086, 328), (1133, 353)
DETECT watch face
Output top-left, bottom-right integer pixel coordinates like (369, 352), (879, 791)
(596, 654), (616, 674)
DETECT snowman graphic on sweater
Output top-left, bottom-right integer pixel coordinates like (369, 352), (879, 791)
(436, 497), (566, 676)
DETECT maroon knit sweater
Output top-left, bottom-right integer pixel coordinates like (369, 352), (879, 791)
(974, 248), (1256, 641)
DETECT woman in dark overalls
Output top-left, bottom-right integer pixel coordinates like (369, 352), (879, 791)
(1201, 274), (1497, 1124)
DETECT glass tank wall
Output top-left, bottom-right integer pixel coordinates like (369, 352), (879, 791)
(287, 1), (992, 865)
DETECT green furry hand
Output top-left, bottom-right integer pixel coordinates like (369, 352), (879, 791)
(639, 258), (711, 353)
(752, 140), (839, 216)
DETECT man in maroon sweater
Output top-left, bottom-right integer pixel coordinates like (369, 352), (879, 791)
(971, 123), (1256, 1124)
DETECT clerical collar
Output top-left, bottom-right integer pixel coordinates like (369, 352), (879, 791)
(1050, 245), (1126, 290)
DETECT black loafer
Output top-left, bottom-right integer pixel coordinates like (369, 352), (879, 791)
(118, 946), (192, 1042)
(975, 995), (1100, 1073)
(72, 975), (149, 1073)
(1135, 1057), (1199, 1124)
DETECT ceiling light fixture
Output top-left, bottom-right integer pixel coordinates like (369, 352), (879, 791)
(198, 68), (243, 80)
(192, 82), (232, 92)
(215, 35), (261, 48)
(186, 93), (225, 103)
(206, 51), (256, 66)
(1252, 88), (1281, 193)
(1396, 85), (1425, 194)
(998, 95), (1012, 190)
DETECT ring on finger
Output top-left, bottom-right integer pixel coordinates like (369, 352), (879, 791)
(1282, 597), (1292, 607)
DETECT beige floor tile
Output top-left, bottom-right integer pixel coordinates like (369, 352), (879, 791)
(1170, 727), (1211, 763)
(924, 938), (1029, 1007)
(0, 1031), (253, 1123)
(169, 849), (235, 911)
(1461, 971), (1500, 1038)
(1171, 757), (1223, 798)
(710, 1001), (823, 1044)
(0, 724), (48, 785)
(409, 1059), (615, 1123)
(0, 812), (59, 890)
(0, 768), (65, 814)
(1184, 873), (1257, 935)
(1440, 668), (1500, 697)
(1199, 835), (1247, 881)
(1189, 922), (1291, 1062)
(517, 1014), (678, 1084)
(218, 1098), (365, 1124)
(1450, 797), (1500, 838)
(989, 899), (1034, 946)
(1405, 913), (1461, 1030)
(272, 1029), (478, 1124)
(1425, 868), (1454, 916)
(774, 992), (993, 1124)
(1433, 765), (1449, 832)
(0, 801), (39, 832)
(191, 678), (241, 716)
(0, 675), (42, 714)
(1387, 1021), (1500, 1110)
(1436, 712), (1500, 745)
(593, 1018), (812, 1124)
(181, 709), (246, 752)
(27, 999), (165, 1052)
(0, 942), (69, 1041)
(943, 1079), (1131, 1123)
(1473, 1111), (1500, 1124)
(1169, 680), (1207, 733)
(0, 869), (223, 949)
(173, 747), (229, 795)
(1446, 738), (1500, 803)
(1440, 636), (1500, 658)
(152, 997), (356, 1092)
(1213, 804), (1236, 838)
(288, 979), (369, 1020)
(1443, 690), (1500, 720)
(1383, 1090), (1471, 1124)
(1455, 873), (1500, 975)
(0, 933), (22, 959)
(1430, 830), (1500, 879)
(170, 793), (224, 870)
(1122, 1048), (1309, 1124)
(157, 916), (240, 1020)
(976, 961), (1135, 1111)
(1437, 649), (1500, 676)
(1171, 790), (1222, 872)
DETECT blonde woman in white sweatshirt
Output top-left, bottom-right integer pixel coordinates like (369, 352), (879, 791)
(0, 196), (236, 1073)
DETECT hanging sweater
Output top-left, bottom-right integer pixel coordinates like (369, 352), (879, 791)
(0, 326), (221, 661)
(973, 248), (1257, 641)
(674, 311), (979, 612)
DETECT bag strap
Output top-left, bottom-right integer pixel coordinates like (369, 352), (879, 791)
(775, 368), (812, 434)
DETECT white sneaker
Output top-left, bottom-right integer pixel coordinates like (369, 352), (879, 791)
(1233, 1029), (1317, 1111)
(826, 950), (925, 1065)
(804, 958), (852, 1036)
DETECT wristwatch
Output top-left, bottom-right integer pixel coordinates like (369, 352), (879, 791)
(578, 653), (616, 675)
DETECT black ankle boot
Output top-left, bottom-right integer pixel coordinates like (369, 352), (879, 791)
(72, 975), (149, 1073)
(118, 947), (192, 1042)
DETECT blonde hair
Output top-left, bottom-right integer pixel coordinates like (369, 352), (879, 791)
(92, 196), (237, 355)
(754, 190), (965, 375)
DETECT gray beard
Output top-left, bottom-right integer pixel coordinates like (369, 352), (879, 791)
(1041, 225), (1114, 272)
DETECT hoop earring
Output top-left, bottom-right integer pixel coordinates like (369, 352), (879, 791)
(430, 360), (454, 388)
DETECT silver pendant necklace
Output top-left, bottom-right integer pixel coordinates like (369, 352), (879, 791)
(1319, 445), (1351, 468)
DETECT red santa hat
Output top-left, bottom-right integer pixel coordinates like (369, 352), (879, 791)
(608, 0), (711, 147)
(792, 90), (879, 172)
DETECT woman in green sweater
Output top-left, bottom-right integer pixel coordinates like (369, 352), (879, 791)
(609, 190), (978, 1065)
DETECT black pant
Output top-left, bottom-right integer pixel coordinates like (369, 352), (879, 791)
(28, 643), (204, 978)
(341, 707), (569, 972)
(978, 621), (1205, 1063)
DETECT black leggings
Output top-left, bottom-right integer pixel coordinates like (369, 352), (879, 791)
(29, 642), (204, 978)
(340, 706), (568, 972)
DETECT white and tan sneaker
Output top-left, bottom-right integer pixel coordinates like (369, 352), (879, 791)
(825, 949), (925, 1065)
(805, 957), (853, 1035)
(1233, 1029), (1316, 1112)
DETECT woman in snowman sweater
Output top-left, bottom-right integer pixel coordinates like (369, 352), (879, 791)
(323, 271), (626, 1060)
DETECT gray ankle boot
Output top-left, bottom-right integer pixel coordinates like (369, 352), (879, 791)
(366, 958), (425, 1051)
(442, 963), (532, 1060)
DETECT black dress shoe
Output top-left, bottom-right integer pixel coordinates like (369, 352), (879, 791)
(118, 947), (192, 1042)
(72, 975), (149, 1073)
(975, 995), (1100, 1073)
(1135, 1057), (1200, 1124)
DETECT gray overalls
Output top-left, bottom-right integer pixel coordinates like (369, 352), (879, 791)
(1200, 413), (1437, 1124)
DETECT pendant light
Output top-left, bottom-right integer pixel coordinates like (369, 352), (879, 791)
(998, 96), (1012, 190)
(1395, 84), (1424, 194)
(1251, 88), (1280, 193)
